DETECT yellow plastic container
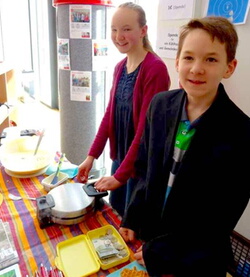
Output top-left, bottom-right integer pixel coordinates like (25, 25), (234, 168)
(87, 225), (130, 270)
(55, 235), (100, 277)
(55, 225), (130, 277)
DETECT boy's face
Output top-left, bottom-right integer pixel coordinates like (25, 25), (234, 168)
(176, 29), (237, 102)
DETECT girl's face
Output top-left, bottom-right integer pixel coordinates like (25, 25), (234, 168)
(111, 7), (147, 55)
(176, 29), (237, 103)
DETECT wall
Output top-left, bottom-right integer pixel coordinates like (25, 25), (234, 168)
(157, 0), (250, 239)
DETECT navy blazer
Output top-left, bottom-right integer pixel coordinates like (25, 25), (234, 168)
(121, 83), (250, 276)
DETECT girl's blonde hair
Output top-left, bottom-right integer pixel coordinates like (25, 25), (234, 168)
(118, 2), (155, 53)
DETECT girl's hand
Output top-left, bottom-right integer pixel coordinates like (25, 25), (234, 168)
(77, 156), (94, 183)
(94, 176), (122, 191)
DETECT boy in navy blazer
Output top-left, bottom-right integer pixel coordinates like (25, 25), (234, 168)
(119, 16), (250, 277)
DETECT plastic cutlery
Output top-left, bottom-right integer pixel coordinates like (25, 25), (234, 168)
(50, 153), (65, 185)
(8, 193), (36, 201)
(34, 129), (45, 155)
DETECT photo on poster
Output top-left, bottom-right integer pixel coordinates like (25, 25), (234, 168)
(92, 40), (109, 71)
(58, 38), (70, 70)
(69, 5), (91, 39)
(70, 71), (92, 102)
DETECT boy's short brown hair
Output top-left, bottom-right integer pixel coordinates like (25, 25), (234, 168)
(176, 16), (238, 63)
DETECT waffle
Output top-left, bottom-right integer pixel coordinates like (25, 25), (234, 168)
(120, 266), (149, 277)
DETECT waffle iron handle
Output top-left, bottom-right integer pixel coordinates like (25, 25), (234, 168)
(83, 183), (108, 198)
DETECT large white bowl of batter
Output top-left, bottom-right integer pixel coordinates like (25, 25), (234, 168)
(0, 136), (53, 177)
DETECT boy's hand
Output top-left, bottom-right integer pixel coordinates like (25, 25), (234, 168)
(134, 245), (145, 266)
(119, 227), (135, 242)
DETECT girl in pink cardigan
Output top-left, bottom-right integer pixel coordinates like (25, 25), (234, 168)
(77, 2), (170, 216)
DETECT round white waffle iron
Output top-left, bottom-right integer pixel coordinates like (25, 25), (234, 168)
(36, 182), (108, 228)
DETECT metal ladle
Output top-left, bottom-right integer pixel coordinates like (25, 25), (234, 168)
(8, 193), (36, 201)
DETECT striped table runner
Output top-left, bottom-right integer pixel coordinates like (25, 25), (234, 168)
(0, 164), (141, 276)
